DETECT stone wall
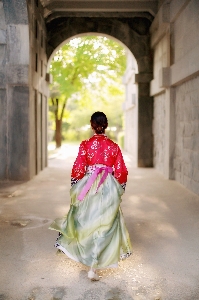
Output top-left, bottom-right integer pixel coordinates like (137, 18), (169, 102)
(27, 0), (48, 177)
(0, 0), (48, 180)
(150, 0), (199, 195)
(151, 33), (168, 174)
(0, 1), (7, 179)
(174, 76), (199, 195)
(170, 0), (199, 194)
(153, 92), (165, 173)
(171, 0), (199, 64)
(0, 0), (30, 180)
(123, 50), (138, 166)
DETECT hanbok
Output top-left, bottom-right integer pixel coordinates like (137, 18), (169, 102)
(49, 134), (132, 269)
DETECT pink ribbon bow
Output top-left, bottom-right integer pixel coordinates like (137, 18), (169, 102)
(77, 166), (113, 201)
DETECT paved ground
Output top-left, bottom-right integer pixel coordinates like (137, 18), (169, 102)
(0, 144), (199, 300)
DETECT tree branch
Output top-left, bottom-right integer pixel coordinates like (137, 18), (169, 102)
(55, 98), (59, 120)
(60, 99), (67, 121)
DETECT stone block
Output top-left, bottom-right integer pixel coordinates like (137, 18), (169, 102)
(175, 143), (182, 157)
(0, 29), (6, 44)
(135, 73), (153, 83)
(193, 168), (199, 182)
(0, 71), (6, 87)
(0, 88), (7, 179)
(193, 120), (199, 134)
(179, 123), (185, 135)
(7, 86), (29, 180)
(191, 179), (199, 195)
(184, 122), (193, 137)
(137, 56), (153, 73)
(3, 0), (28, 24)
(138, 82), (150, 97)
(138, 96), (153, 167)
(7, 24), (29, 65)
(191, 105), (199, 120)
(174, 158), (181, 172)
(183, 163), (192, 178)
(182, 149), (191, 164)
(192, 151), (199, 169)
(191, 90), (199, 107)
(150, 78), (165, 96)
(183, 174), (191, 189)
(0, 2), (6, 30)
(159, 67), (170, 88)
(175, 170), (182, 183)
(192, 136), (199, 151)
(7, 65), (29, 85)
(171, 43), (199, 86)
(183, 137), (193, 149)
(0, 44), (6, 64)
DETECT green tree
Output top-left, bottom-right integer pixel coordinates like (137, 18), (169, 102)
(49, 35), (126, 147)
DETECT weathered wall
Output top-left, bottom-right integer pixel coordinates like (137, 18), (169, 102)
(0, 0), (30, 180)
(0, 1), (7, 179)
(152, 34), (168, 173)
(27, 0), (48, 177)
(174, 76), (199, 194)
(0, 0), (48, 180)
(150, 0), (199, 195)
(171, 0), (199, 195)
(153, 92), (165, 173)
(123, 50), (138, 166)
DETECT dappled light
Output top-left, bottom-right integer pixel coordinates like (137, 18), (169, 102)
(48, 35), (128, 149)
(1, 142), (199, 298)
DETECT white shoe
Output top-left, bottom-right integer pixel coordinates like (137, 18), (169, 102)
(88, 270), (100, 281)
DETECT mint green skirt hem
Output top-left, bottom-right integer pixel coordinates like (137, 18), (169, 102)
(49, 172), (132, 269)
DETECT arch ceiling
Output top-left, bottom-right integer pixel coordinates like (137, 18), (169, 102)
(42, 1), (158, 64)
(40, 0), (158, 23)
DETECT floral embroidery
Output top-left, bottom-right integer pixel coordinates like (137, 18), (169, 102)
(71, 135), (128, 185)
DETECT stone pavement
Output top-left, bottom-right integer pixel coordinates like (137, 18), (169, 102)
(0, 144), (199, 300)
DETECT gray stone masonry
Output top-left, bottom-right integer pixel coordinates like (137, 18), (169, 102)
(153, 92), (165, 173)
(174, 76), (199, 195)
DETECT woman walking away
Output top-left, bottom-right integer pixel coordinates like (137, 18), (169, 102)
(49, 111), (132, 281)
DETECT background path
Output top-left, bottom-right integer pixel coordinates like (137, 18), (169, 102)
(0, 144), (199, 300)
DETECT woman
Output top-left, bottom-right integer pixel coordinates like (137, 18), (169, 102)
(49, 111), (132, 281)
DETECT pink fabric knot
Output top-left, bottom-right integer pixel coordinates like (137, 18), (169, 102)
(77, 166), (113, 201)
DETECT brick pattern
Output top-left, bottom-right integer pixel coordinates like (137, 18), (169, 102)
(174, 76), (199, 195)
(153, 93), (166, 174)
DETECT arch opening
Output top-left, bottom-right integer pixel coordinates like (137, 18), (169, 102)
(47, 33), (139, 166)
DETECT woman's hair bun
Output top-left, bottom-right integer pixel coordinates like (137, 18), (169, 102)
(90, 112), (108, 134)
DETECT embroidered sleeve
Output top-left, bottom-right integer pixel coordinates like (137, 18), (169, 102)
(113, 146), (128, 186)
(71, 141), (87, 185)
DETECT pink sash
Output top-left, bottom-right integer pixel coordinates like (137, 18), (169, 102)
(77, 166), (113, 201)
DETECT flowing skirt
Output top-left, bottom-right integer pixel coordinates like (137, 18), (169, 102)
(49, 164), (132, 269)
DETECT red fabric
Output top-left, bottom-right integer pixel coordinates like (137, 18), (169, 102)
(71, 134), (128, 184)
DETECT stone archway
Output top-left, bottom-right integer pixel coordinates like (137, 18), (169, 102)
(47, 32), (139, 165)
(46, 17), (154, 167)
(0, 0), (154, 181)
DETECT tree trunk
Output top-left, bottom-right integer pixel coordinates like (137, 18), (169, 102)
(55, 119), (62, 148)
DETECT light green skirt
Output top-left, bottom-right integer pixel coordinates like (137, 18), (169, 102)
(49, 166), (132, 269)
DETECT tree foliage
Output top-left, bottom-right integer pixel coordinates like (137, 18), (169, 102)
(49, 35), (126, 147)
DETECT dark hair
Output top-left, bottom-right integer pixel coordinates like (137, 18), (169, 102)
(90, 111), (108, 134)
